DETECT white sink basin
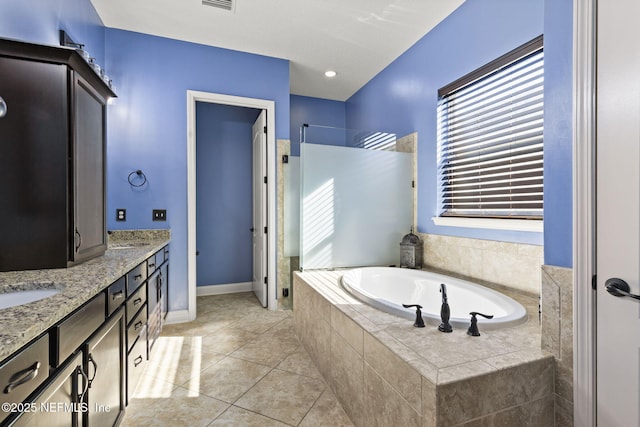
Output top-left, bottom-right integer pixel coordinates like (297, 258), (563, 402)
(0, 287), (61, 310)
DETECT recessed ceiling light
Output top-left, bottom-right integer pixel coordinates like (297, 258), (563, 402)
(324, 70), (337, 78)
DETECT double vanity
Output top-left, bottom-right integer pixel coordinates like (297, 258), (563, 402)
(0, 35), (171, 427)
(0, 230), (170, 426)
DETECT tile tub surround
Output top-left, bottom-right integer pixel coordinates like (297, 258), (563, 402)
(0, 230), (170, 360)
(293, 270), (555, 426)
(419, 233), (544, 296)
(541, 265), (574, 427)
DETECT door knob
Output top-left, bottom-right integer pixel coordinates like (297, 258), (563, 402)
(605, 278), (640, 301)
(250, 227), (255, 232)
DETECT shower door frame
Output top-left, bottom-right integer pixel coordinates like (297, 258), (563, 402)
(186, 90), (277, 319)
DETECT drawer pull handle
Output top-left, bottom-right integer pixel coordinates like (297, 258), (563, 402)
(148, 263), (155, 269)
(134, 321), (143, 331)
(87, 354), (98, 388)
(4, 361), (41, 394)
(134, 274), (143, 280)
(133, 297), (142, 306)
(77, 364), (89, 401)
(134, 355), (143, 367)
(112, 290), (124, 300)
(75, 228), (82, 251)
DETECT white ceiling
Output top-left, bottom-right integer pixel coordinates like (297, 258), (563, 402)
(90, 0), (465, 101)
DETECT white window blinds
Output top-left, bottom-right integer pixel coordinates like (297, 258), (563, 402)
(437, 36), (544, 219)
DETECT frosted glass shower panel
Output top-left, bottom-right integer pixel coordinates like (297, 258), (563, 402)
(300, 143), (412, 270)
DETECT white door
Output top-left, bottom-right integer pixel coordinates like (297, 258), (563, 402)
(252, 110), (268, 307)
(596, 0), (640, 425)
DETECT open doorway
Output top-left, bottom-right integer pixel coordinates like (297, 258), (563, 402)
(187, 91), (277, 319)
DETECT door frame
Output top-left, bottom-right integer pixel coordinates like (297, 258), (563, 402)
(573, 0), (596, 425)
(186, 90), (277, 319)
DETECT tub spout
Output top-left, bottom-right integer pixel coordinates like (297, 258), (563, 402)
(438, 284), (453, 333)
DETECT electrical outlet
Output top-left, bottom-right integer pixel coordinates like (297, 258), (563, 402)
(116, 208), (126, 221)
(152, 209), (167, 221)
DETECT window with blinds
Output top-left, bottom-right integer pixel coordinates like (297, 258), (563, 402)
(437, 36), (544, 220)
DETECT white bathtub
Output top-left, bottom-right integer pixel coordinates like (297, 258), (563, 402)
(341, 267), (528, 330)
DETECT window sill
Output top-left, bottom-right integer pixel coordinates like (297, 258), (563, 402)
(431, 216), (543, 233)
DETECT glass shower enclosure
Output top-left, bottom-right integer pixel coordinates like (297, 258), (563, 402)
(293, 125), (413, 270)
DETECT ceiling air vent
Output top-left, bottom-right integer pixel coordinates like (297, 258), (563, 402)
(202, 0), (235, 12)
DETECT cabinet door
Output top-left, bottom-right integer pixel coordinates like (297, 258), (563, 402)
(0, 56), (69, 271)
(83, 309), (125, 427)
(160, 261), (169, 320)
(147, 270), (161, 352)
(9, 352), (84, 427)
(72, 74), (106, 262)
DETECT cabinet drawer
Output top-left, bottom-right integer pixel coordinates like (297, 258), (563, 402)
(8, 351), (83, 427)
(147, 250), (163, 274)
(127, 262), (148, 296)
(107, 276), (126, 316)
(0, 334), (49, 423)
(51, 293), (105, 367)
(127, 305), (147, 353)
(126, 282), (147, 324)
(127, 328), (147, 405)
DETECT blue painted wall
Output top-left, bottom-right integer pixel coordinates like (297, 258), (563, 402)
(0, 0), (574, 311)
(0, 0), (105, 64)
(196, 103), (259, 286)
(542, 0), (573, 268)
(345, 0), (546, 247)
(290, 95), (346, 156)
(104, 29), (289, 310)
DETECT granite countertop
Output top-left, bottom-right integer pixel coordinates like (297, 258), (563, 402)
(0, 230), (170, 361)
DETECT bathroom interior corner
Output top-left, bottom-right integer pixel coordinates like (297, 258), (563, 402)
(2, 0), (635, 425)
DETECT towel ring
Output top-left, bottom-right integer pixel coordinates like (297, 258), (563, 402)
(128, 170), (147, 187)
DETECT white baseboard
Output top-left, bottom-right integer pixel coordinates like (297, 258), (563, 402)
(196, 282), (253, 296)
(165, 309), (191, 325)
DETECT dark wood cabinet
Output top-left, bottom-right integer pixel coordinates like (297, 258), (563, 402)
(147, 249), (169, 354)
(0, 334), (50, 425)
(1, 245), (169, 426)
(83, 309), (125, 427)
(8, 353), (84, 427)
(160, 258), (169, 321)
(0, 38), (115, 272)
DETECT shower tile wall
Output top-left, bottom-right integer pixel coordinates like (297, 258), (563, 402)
(419, 233), (544, 296)
(277, 138), (292, 310)
(541, 264), (574, 427)
(395, 132), (417, 229)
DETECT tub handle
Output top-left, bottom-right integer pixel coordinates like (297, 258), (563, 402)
(402, 304), (425, 328)
(467, 312), (494, 337)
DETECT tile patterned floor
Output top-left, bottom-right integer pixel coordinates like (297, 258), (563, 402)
(121, 292), (354, 427)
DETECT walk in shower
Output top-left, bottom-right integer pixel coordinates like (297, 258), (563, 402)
(283, 125), (414, 273)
